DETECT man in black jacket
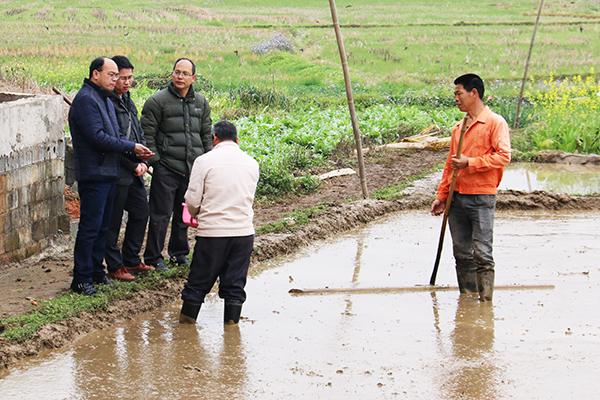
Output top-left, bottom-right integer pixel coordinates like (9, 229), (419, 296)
(104, 55), (155, 281)
(69, 57), (154, 295)
(141, 58), (212, 270)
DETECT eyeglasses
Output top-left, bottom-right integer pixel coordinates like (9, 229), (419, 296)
(172, 70), (193, 77)
(118, 75), (134, 82)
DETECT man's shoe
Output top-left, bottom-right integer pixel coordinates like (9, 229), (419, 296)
(70, 281), (97, 296)
(224, 302), (243, 325)
(94, 275), (114, 285)
(126, 262), (155, 274)
(179, 301), (201, 324)
(108, 267), (135, 282)
(170, 255), (189, 267)
(148, 259), (168, 271)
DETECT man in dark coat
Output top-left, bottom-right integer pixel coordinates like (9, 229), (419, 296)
(69, 57), (154, 295)
(104, 55), (155, 281)
(141, 58), (212, 270)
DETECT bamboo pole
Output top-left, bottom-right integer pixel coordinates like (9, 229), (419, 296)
(514, 0), (545, 129)
(328, 0), (368, 199)
(429, 117), (468, 285)
(289, 284), (555, 296)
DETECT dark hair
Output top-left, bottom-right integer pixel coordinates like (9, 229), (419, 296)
(454, 73), (484, 99)
(212, 120), (237, 142)
(88, 57), (107, 79)
(173, 57), (196, 75)
(112, 55), (134, 70)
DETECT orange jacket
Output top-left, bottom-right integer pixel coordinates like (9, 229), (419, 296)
(436, 106), (511, 201)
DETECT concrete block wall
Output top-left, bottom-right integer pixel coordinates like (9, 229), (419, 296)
(0, 92), (69, 264)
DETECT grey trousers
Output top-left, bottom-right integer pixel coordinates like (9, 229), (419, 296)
(448, 194), (496, 275)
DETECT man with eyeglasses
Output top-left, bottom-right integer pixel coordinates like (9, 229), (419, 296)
(141, 58), (212, 271)
(103, 55), (156, 282)
(68, 57), (154, 295)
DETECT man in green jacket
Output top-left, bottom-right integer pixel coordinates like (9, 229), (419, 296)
(141, 58), (212, 270)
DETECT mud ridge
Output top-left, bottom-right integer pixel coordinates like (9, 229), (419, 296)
(533, 150), (600, 165)
(497, 190), (600, 210)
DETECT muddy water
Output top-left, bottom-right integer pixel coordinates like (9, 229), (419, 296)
(499, 162), (600, 194)
(1, 211), (599, 399)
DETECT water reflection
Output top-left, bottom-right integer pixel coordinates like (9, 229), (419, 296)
(500, 162), (600, 194)
(71, 318), (247, 399)
(443, 297), (497, 400)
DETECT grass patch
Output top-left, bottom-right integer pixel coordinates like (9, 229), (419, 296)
(0, 264), (188, 342)
(256, 203), (330, 234)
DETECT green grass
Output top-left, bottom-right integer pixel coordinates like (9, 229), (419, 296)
(0, 264), (187, 342)
(256, 203), (330, 234)
(1, 1), (598, 95)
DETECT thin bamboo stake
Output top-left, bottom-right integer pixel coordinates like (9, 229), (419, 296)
(289, 284), (555, 296)
(514, 0), (545, 128)
(328, 0), (368, 199)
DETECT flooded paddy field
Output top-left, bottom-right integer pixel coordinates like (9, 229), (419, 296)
(1, 209), (598, 399)
(500, 162), (600, 195)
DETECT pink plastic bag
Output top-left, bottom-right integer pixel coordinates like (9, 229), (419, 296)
(182, 203), (199, 228)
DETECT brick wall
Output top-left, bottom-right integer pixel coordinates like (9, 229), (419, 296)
(0, 92), (69, 264)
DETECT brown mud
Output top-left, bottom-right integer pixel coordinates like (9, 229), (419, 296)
(2, 147), (600, 370)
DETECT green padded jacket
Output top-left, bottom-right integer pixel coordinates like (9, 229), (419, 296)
(141, 82), (212, 176)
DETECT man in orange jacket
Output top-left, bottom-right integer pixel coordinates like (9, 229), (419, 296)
(431, 73), (511, 301)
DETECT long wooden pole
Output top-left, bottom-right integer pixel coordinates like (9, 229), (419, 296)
(429, 117), (468, 285)
(514, 0), (545, 128)
(290, 284), (555, 296)
(328, 0), (368, 199)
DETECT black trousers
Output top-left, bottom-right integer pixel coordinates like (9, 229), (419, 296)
(181, 235), (254, 305)
(144, 164), (189, 264)
(104, 178), (149, 272)
(73, 180), (116, 283)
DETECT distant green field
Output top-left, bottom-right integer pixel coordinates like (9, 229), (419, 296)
(0, 0), (598, 94)
(1, 1), (598, 197)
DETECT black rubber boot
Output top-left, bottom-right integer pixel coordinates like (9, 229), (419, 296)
(224, 302), (243, 325)
(456, 270), (478, 294)
(477, 270), (495, 302)
(179, 301), (201, 324)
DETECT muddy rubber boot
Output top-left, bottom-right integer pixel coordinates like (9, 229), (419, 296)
(477, 271), (495, 302)
(179, 302), (201, 324)
(456, 270), (478, 294)
(224, 302), (243, 325)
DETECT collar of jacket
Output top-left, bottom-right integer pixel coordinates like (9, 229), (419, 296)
(167, 81), (196, 102)
(109, 90), (131, 109)
(83, 78), (112, 99)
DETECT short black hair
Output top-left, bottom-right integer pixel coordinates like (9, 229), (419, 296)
(112, 55), (134, 70)
(89, 57), (107, 79)
(173, 57), (196, 75)
(212, 120), (237, 142)
(454, 73), (484, 99)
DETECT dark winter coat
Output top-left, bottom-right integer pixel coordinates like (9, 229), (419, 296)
(68, 79), (135, 182)
(109, 91), (146, 186)
(141, 82), (212, 176)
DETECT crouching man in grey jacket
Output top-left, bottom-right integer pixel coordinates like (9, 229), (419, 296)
(179, 120), (260, 325)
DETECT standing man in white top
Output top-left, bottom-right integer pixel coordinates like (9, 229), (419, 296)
(179, 120), (260, 325)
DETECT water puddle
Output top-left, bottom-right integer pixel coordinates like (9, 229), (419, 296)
(1, 211), (599, 399)
(499, 162), (600, 194)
